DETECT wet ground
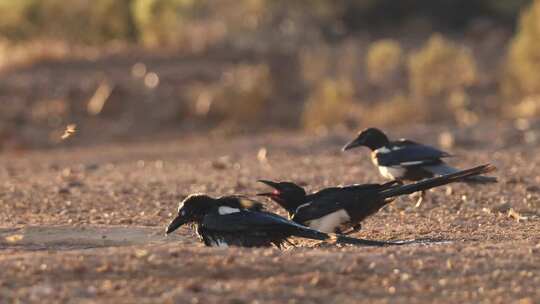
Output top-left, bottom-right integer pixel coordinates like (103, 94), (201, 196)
(0, 129), (539, 303)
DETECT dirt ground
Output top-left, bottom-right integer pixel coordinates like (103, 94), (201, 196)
(0, 127), (539, 303)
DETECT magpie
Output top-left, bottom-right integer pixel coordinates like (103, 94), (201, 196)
(342, 128), (497, 205)
(165, 194), (395, 248)
(257, 164), (495, 234)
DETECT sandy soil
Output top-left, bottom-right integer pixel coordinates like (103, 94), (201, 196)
(0, 128), (539, 303)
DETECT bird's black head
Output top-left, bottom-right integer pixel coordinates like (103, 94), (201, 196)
(166, 194), (216, 234)
(342, 127), (389, 151)
(257, 180), (307, 213)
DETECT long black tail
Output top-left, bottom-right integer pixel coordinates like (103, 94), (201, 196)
(378, 164), (496, 199)
(293, 226), (408, 247)
(333, 234), (409, 246)
(461, 175), (498, 184)
(423, 163), (498, 184)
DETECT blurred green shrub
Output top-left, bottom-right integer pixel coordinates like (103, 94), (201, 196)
(131, 0), (199, 47)
(366, 39), (403, 87)
(0, 0), (529, 47)
(358, 94), (425, 126)
(0, 0), (136, 43)
(300, 46), (332, 86)
(0, 0), (204, 45)
(502, 0), (540, 115)
(193, 64), (272, 125)
(302, 78), (354, 131)
(408, 34), (477, 100)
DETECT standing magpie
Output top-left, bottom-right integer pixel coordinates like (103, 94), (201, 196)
(257, 164), (495, 234)
(342, 128), (497, 205)
(165, 194), (394, 248)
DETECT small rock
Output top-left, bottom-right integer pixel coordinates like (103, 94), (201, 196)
(57, 187), (70, 194)
(526, 185), (540, 193)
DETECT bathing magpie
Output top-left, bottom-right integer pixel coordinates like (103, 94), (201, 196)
(165, 194), (394, 248)
(258, 164), (495, 234)
(342, 128), (497, 205)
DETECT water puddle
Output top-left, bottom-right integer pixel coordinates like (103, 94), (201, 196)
(0, 226), (182, 251)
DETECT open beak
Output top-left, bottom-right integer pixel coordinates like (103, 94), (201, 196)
(165, 214), (189, 235)
(256, 192), (278, 198)
(342, 138), (363, 151)
(256, 180), (280, 198)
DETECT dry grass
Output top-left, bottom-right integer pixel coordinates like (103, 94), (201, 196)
(502, 0), (540, 117)
(189, 63), (273, 126)
(408, 34), (477, 100)
(405, 34), (478, 122)
(502, 0), (540, 99)
(3, 1), (540, 149)
(301, 78), (355, 131)
(357, 94), (427, 126)
(366, 39), (404, 87)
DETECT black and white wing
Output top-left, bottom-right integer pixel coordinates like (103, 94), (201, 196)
(375, 140), (451, 167)
(201, 210), (328, 240)
(293, 183), (396, 225)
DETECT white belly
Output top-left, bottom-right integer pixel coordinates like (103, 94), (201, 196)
(218, 206), (240, 215)
(378, 166), (405, 180)
(305, 209), (350, 233)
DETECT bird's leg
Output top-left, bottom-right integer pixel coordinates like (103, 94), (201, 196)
(340, 224), (362, 235)
(414, 190), (426, 208)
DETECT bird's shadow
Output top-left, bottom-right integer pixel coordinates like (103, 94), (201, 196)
(376, 237), (452, 246)
(303, 237), (452, 248)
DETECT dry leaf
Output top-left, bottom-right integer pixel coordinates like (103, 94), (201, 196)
(135, 249), (149, 258)
(5, 234), (24, 242)
(508, 208), (527, 222)
(257, 147), (268, 163)
(96, 264), (110, 273)
(87, 81), (113, 115)
(61, 124), (77, 140)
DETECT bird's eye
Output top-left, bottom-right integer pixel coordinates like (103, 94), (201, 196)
(181, 210), (186, 216)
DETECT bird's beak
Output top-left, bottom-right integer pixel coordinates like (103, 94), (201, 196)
(165, 214), (189, 234)
(342, 137), (363, 151)
(257, 180), (280, 197)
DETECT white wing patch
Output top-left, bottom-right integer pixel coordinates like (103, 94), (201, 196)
(218, 206), (241, 215)
(295, 202), (312, 214)
(305, 209), (351, 233)
(375, 146), (391, 154)
(379, 166), (405, 180)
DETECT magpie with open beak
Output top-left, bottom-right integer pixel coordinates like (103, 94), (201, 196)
(342, 128), (497, 205)
(166, 194), (394, 248)
(258, 164), (495, 234)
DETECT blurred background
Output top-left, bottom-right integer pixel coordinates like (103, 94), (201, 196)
(1, 0), (540, 151)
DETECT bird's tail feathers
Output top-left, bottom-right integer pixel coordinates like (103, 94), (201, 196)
(461, 175), (498, 184)
(292, 227), (332, 241)
(379, 164), (496, 199)
(331, 234), (406, 246)
(293, 226), (405, 246)
(424, 164), (497, 184)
